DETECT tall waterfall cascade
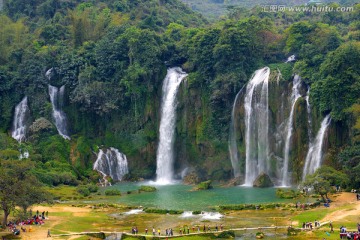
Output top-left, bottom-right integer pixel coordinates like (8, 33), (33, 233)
(228, 86), (245, 178)
(12, 97), (30, 142)
(302, 114), (331, 180)
(244, 67), (270, 186)
(93, 147), (129, 183)
(230, 67), (332, 186)
(156, 67), (187, 184)
(49, 85), (71, 140)
(281, 75), (302, 186)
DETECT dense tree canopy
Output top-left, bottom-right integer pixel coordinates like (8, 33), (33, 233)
(0, 0), (359, 188)
(0, 159), (49, 227)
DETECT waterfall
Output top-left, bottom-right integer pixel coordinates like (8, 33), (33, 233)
(93, 147), (129, 182)
(19, 150), (29, 159)
(302, 115), (331, 180)
(285, 55), (296, 63)
(156, 67), (187, 184)
(228, 86), (245, 178)
(244, 67), (270, 186)
(305, 88), (313, 141)
(45, 67), (53, 80)
(49, 85), (70, 140)
(281, 75), (302, 186)
(11, 97), (30, 142)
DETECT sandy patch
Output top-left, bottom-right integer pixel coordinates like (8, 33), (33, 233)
(16, 205), (93, 240)
(321, 192), (360, 223)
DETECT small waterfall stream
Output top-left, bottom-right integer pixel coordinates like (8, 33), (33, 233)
(93, 148), (129, 183)
(228, 86), (245, 178)
(11, 97), (30, 142)
(49, 85), (70, 140)
(244, 67), (270, 186)
(156, 67), (187, 184)
(281, 75), (302, 186)
(302, 114), (331, 180)
(305, 88), (313, 141)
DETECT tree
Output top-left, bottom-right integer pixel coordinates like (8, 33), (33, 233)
(302, 166), (349, 202)
(0, 160), (49, 228)
(311, 42), (360, 120)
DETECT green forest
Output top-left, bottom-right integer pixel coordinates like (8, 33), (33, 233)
(0, 0), (359, 193)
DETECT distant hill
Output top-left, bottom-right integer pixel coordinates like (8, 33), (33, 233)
(180, 0), (359, 19)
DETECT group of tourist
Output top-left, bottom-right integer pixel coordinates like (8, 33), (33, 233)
(302, 220), (321, 230)
(338, 224), (360, 239)
(6, 210), (48, 236)
(131, 224), (224, 236)
(339, 225), (360, 239)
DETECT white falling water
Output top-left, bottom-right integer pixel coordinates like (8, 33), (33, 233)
(285, 55), (296, 63)
(11, 97), (29, 142)
(49, 85), (70, 140)
(281, 75), (302, 186)
(228, 86), (245, 178)
(302, 115), (331, 180)
(19, 150), (30, 159)
(305, 88), (313, 141)
(93, 147), (129, 182)
(156, 67), (187, 184)
(244, 67), (270, 186)
(45, 67), (53, 80)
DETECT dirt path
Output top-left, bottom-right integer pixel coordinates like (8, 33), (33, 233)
(321, 192), (360, 223)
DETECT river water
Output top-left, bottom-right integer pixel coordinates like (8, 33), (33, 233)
(101, 182), (288, 211)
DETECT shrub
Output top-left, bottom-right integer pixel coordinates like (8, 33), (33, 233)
(276, 189), (300, 199)
(219, 203), (288, 211)
(194, 180), (213, 190)
(138, 185), (157, 192)
(217, 230), (235, 238)
(168, 209), (184, 214)
(143, 208), (183, 214)
(76, 184), (98, 197)
(87, 184), (99, 193)
(77, 186), (90, 197)
(105, 189), (121, 196)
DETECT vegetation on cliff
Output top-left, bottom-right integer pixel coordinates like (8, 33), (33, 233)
(0, 0), (359, 190)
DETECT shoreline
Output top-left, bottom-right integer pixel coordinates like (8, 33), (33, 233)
(1, 192), (359, 239)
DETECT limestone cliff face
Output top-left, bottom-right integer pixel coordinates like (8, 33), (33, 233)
(14, 67), (352, 184)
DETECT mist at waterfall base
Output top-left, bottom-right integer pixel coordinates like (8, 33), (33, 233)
(155, 67), (187, 185)
(95, 182), (286, 211)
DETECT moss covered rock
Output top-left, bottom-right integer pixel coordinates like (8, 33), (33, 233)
(253, 172), (274, 188)
(193, 180), (213, 190)
(183, 171), (201, 185)
(138, 185), (157, 192)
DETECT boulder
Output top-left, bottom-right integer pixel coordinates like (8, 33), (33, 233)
(224, 176), (242, 187)
(253, 172), (274, 188)
(183, 171), (201, 185)
(192, 180), (213, 191)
